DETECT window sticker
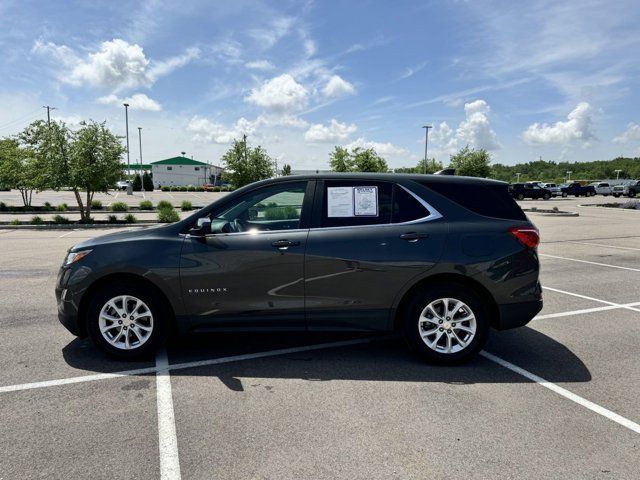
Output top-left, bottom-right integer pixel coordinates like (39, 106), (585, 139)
(327, 187), (354, 217)
(354, 186), (378, 216)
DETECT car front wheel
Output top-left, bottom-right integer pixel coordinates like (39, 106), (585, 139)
(86, 282), (168, 359)
(543, 193), (550, 200)
(401, 285), (490, 365)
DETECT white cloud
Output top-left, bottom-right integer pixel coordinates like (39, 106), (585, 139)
(248, 17), (294, 49)
(455, 99), (500, 150)
(322, 75), (356, 98)
(304, 119), (357, 143)
(522, 102), (595, 145)
(613, 122), (640, 144)
(400, 61), (427, 80)
(245, 59), (275, 71)
(187, 116), (256, 144)
(430, 121), (458, 157)
(97, 93), (162, 111)
(32, 38), (198, 91)
(346, 137), (408, 158)
(245, 74), (308, 112)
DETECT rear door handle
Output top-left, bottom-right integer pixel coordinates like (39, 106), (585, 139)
(399, 232), (429, 242)
(271, 239), (300, 250)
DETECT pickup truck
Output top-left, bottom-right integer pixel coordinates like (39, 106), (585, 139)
(612, 180), (640, 198)
(509, 183), (552, 200)
(588, 182), (612, 195)
(541, 183), (566, 197)
(561, 182), (596, 197)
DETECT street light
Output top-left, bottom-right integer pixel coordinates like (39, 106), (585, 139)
(123, 103), (132, 195)
(566, 170), (573, 182)
(516, 172), (522, 182)
(422, 125), (432, 174)
(138, 127), (145, 194)
(614, 169), (622, 180)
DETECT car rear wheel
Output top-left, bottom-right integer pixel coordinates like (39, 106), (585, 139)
(543, 193), (550, 200)
(86, 282), (168, 359)
(562, 192), (567, 197)
(401, 284), (490, 365)
(517, 193), (524, 200)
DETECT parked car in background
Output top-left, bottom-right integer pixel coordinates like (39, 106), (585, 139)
(540, 183), (566, 197)
(509, 183), (552, 200)
(589, 182), (612, 196)
(561, 182), (596, 197)
(612, 180), (640, 198)
(115, 180), (131, 191)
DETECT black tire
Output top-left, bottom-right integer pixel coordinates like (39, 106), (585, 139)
(543, 193), (550, 200)
(400, 283), (490, 365)
(86, 281), (169, 359)
(629, 192), (635, 198)
(613, 194), (620, 198)
(562, 192), (567, 197)
(517, 193), (524, 200)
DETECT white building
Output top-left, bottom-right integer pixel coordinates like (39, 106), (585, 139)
(151, 156), (224, 188)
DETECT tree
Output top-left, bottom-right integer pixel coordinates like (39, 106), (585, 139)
(0, 138), (49, 206)
(395, 158), (443, 174)
(142, 171), (154, 191)
(449, 146), (491, 177)
(222, 136), (275, 187)
(281, 164), (292, 176)
(20, 120), (125, 222)
(329, 146), (389, 173)
(132, 173), (142, 191)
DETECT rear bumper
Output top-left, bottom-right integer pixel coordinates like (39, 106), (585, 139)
(495, 300), (543, 330)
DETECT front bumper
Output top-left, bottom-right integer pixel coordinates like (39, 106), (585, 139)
(55, 266), (85, 337)
(495, 300), (543, 330)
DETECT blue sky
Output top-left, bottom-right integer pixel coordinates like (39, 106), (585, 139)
(1, 0), (639, 169)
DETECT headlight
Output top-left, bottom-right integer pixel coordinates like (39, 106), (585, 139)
(65, 249), (92, 266)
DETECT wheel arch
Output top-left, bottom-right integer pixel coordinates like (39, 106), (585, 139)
(393, 273), (500, 331)
(77, 272), (177, 337)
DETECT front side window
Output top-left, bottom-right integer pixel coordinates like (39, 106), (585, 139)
(209, 181), (308, 233)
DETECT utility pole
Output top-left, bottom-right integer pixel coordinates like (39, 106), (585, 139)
(566, 170), (573, 182)
(138, 127), (145, 193)
(516, 172), (522, 182)
(615, 169), (622, 180)
(43, 105), (56, 125)
(123, 104), (131, 192)
(243, 134), (248, 163)
(422, 125), (432, 174)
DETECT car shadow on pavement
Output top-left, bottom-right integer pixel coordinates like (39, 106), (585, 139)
(62, 326), (591, 387)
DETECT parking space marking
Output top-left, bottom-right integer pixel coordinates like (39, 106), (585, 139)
(539, 253), (640, 272)
(156, 349), (181, 480)
(534, 302), (640, 320)
(566, 241), (640, 252)
(57, 230), (77, 238)
(543, 286), (640, 313)
(0, 337), (384, 394)
(481, 351), (640, 434)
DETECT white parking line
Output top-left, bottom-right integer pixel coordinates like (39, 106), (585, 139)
(0, 337), (383, 394)
(534, 302), (640, 320)
(543, 286), (640, 313)
(566, 241), (640, 252)
(481, 351), (640, 434)
(156, 350), (181, 480)
(57, 230), (77, 238)
(539, 253), (640, 272)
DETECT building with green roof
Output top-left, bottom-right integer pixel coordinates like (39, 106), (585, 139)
(151, 156), (224, 187)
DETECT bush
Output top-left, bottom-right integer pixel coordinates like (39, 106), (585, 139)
(53, 215), (70, 224)
(132, 174), (142, 192)
(161, 186), (170, 192)
(142, 172), (154, 191)
(196, 186), (205, 192)
(107, 214), (118, 223)
(31, 216), (44, 225)
(212, 186), (221, 192)
(179, 186), (188, 192)
(181, 200), (192, 211)
(91, 199), (103, 210)
(158, 207), (180, 223)
(56, 203), (68, 212)
(43, 202), (53, 211)
(157, 200), (173, 210)
(111, 201), (128, 212)
(124, 213), (137, 223)
(139, 200), (153, 210)
(9, 218), (21, 225)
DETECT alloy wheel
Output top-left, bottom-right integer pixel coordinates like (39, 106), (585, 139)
(418, 297), (477, 354)
(98, 295), (154, 350)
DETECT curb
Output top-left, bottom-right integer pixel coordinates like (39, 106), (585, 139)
(0, 223), (159, 230)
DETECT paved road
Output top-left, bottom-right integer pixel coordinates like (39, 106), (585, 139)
(1, 199), (639, 479)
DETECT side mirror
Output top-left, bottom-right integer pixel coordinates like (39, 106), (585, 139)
(189, 217), (212, 237)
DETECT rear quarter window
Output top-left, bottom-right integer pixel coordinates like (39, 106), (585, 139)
(419, 181), (527, 221)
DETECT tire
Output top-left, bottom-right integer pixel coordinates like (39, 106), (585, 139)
(629, 192), (635, 198)
(562, 192), (567, 197)
(517, 193), (524, 200)
(86, 281), (169, 359)
(543, 193), (550, 200)
(400, 284), (490, 365)
(613, 194), (620, 198)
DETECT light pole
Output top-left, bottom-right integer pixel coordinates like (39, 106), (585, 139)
(138, 127), (145, 193)
(422, 125), (432, 174)
(566, 170), (573, 182)
(615, 169), (622, 180)
(516, 172), (522, 182)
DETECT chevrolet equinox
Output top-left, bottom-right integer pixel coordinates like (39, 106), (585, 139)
(56, 174), (542, 364)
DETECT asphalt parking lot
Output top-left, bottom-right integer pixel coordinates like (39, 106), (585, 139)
(1, 196), (639, 479)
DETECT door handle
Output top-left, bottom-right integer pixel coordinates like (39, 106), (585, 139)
(399, 232), (429, 242)
(271, 239), (300, 250)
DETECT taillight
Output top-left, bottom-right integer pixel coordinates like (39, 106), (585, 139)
(508, 226), (540, 249)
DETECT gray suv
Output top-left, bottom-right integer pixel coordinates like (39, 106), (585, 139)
(56, 174), (542, 364)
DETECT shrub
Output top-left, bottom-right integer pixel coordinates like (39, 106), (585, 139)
(161, 186), (170, 192)
(196, 186), (205, 192)
(31, 216), (44, 225)
(181, 200), (192, 211)
(9, 218), (21, 225)
(157, 200), (173, 210)
(111, 201), (128, 212)
(53, 215), (70, 224)
(139, 200), (153, 210)
(179, 186), (188, 192)
(91, 199), (103, 210)
(107, 214), (118, 223)
(158, 207), (180, 223)
(124, 213), (137, 223)
(186, 185), (195, 192)
(43, 202), (53, 211)
(132, 174), (142, 191)
(212, 186), (221, 192)
(56, 203), (68, 212)
(142, 172), (154, 191)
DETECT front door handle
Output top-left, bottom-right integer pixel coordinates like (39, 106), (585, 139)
(399, 232), (429, 242)
(272, 239), (300, 250)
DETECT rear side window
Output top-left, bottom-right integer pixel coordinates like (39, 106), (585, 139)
(393, 185), (429, 223)
(321, 180), (392, 227)
(420, 181), (526, 221)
